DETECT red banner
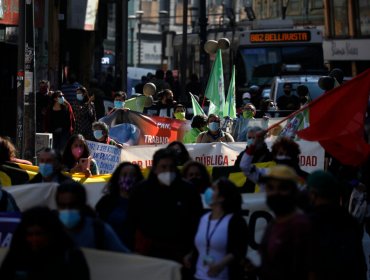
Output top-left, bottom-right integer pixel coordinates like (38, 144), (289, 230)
(100, 109), (191, 145)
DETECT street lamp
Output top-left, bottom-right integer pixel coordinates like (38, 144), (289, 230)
(128, 14), (136, 66)
(136, 10), (144, 66)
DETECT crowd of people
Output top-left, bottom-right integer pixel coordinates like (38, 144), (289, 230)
(0, 67), (369, 279)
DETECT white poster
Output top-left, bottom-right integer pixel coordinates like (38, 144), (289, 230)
(87, 140), (122, 174)
(67, 0), (99, 31)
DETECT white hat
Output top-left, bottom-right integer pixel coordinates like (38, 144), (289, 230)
(242, 92), (251, 99)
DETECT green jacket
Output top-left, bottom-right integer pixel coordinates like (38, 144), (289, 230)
(183, 128), (202, 143)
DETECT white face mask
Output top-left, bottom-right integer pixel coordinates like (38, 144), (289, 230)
(157, 172), (176, 186)
(275, 155), (292, 161)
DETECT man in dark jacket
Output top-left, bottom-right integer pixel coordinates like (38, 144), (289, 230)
(128, 148), (203, 263)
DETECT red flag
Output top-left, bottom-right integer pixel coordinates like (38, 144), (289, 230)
(297, 69), (370, 166)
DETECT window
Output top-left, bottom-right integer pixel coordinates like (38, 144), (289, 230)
(331, 0), (349, 37)
(359, 0), (370, 35)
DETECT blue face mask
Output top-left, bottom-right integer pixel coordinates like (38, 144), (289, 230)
(39, 163), (54, 178)
(57, 97), (65, 105)
(93, 130), (104, 140)
(208, 122), (220, 132)
(114, 100), (124, 109)
(204, 187), (214, 206)
(247, 138), (254, 147)
(59, 209), (81, 229)
(76, 93), (84, 101)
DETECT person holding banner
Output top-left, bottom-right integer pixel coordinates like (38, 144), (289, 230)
(0, 207), (90, 280)
(184, 178), (248, 280)
(92, 121), (124, 149)
(196, 115), (234, 143)
(173, 104), (187, 120)
(62, 134), (99, 177)
(107, 91), (127, 115)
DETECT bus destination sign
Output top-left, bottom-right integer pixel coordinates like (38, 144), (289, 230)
(250, 31), (311, 43)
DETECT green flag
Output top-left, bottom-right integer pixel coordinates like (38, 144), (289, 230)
(279, 108), (310, 139)
(189, 92), (206, 116)
(205, 49), (225, 117)
(223, 65), (236, 119)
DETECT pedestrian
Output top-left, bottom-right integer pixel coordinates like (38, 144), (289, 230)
(56, 181), (130, 252)
(107, 91), (127, 115)
(72, 86), (96, 141)
(95, 162), (144, 245)
(0, 206), (90, 280)
(128, 148), (203, 262)
(183, 115), (208, 144)
(182, 160), (211, 194)
(44, 90), (75, 153)
(36, 80), (52, 133)
(62, 134), (99, 177)
(234, 126), (273, 193)
(184, 178), (248, 280)
(233, 103), (257, 142)
(307, 170), (367, 280)
(196, 114), (234, 143)
(29, 148), (73, 184)
(92, 121), (123, 148)
(240, 135), (308, 188)
(145, 89), (176, 117)
(258, 165), (312, 280)
(173, 103), (187, 120)
(166, 141), (191, 166)
(276, 82), (300, 115)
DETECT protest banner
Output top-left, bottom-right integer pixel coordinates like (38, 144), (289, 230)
(87, 141), (122, 174)
(121, 141), (325, 172)
(0, 213), (21, 248)
(100, 109), (191, 145)
(0, 247), (181, 280)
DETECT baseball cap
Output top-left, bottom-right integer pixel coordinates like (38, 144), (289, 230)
(260, 165), (299, 183)
(242, 92), (251, 99)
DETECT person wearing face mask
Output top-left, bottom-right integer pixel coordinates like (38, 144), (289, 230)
(233, 103), (257, 142)
(173, 104), (187, 120)
(0, 207), (90, 280)
(183, 115), (208, 144)
(92, 121), (123, 148)
(182, 161), (211, 194)
(44, 90), (75, 153)
(128, 148), (203, 262)
(166, 141), (191, 166)
(62, 134), (99, 177)
(95, 162), (144, 245)
(196, 114), (234, 143)
(153, 89), (176, 118)
(29, 148), (73, 184)
(107, 91), (128, 115)
(276, 83), (301, 116)
(258, 165), (313, 280)
(72, 86), (96, 141)
(240, 135), (308, 189)
(234, 126), (272, 193)
(183, 178), (248, 280)
(56, 181), (130, 253)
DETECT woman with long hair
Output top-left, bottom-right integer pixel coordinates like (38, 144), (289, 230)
(96, 162), (143, 245)
(0, 207), (90, 280)
(184, 178), (248, 280)
(44, 90), (75, 153)
(62, 134), (99, 176)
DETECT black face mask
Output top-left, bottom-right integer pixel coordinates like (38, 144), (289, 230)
(266, 193), (296, 216)
(189, 177), (203, 186)
(166, 99), (173, 105)
(284, 90), (291, 95)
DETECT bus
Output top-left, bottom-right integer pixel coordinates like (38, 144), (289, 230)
(235, 28), (325, 93)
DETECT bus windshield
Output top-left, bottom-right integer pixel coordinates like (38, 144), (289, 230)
(238, 45), (324, 87)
